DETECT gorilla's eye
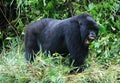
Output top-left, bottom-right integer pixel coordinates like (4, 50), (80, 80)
(89, 27), (98, 31)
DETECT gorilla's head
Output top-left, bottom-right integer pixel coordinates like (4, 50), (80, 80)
(78, 14), (99, 46)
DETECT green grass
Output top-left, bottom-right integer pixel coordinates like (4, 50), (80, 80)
(0, 35), (120, 83)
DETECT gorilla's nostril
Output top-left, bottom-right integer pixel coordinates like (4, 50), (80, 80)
(90, 31), (96, 37)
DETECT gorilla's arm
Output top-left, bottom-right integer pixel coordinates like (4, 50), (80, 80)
(64, 23), (88, 67)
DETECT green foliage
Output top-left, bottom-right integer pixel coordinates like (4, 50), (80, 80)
(2, 0), (119, 43)
(89, 33), (120, 65)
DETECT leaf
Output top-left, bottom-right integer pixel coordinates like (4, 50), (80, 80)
(94, 42), (100, 48)
(99, 24), (106, 33)
(88, 3), (95, 10)
(46, 1), (53, 10)
(76, 10), (82, 14)
(43, 0), (46, 6)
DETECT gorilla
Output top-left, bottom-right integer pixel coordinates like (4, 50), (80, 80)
(25, 14), (99, 71)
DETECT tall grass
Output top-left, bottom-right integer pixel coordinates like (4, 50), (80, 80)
(0, 35), (120, 83)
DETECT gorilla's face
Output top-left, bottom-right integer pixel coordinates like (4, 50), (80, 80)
(85, 28), (98, 45)
(79, 16), (99, 46)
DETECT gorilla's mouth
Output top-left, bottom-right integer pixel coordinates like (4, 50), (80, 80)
(85, 36), (95, 45)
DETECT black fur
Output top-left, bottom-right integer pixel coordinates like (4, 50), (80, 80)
(25, 14), (99, 69)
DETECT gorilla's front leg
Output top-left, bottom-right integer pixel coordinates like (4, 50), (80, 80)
(69, 47), (88, 73)
(69, 47), (88, 67)
(64, 26), (88, 73)
(25, 28), (39, 62)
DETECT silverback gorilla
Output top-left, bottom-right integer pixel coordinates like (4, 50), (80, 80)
(25, 14), (99, 72)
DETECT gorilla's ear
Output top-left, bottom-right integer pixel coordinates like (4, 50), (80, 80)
(70, 20), (81, 28)
(73, 19), (83, 28)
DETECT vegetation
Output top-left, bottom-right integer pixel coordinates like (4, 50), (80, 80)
(0, 0), (120, 82)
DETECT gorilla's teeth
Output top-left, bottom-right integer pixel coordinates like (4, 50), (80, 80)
(89, 37), (95, 40)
